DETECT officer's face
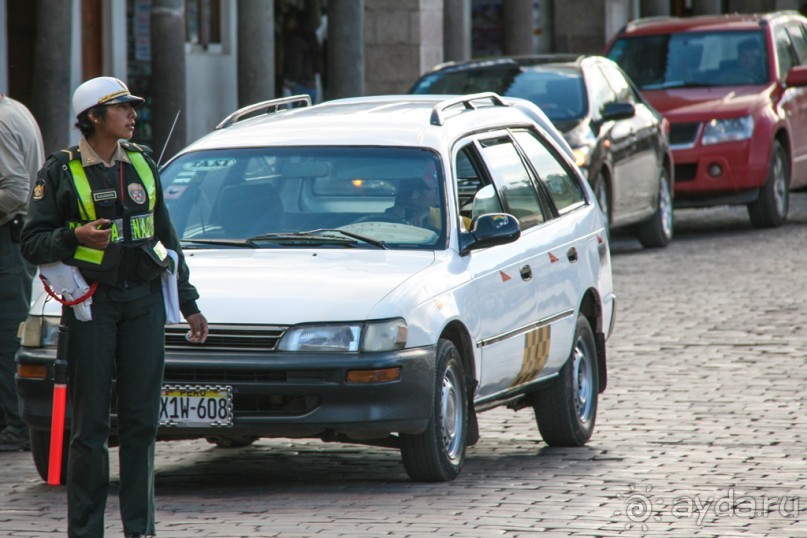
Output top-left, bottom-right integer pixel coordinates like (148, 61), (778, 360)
(95, 102), (137, 141)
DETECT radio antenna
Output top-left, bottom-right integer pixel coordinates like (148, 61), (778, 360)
(158, 109), (182, 166)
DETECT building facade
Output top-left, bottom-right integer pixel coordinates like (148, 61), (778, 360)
(1, 0), (803, 157)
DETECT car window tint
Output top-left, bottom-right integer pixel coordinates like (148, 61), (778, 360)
(599, 63), (634, 103)
(160, 147), (446, 249)
(775, 26), (797, 77)
(478, 136), (545, 229)
(787, 23), (807, 65)
(455, 145), (496, 229)
(609, 31), (768, 88)
(586, 66), (616, 118)
(512, 130), (586, 214)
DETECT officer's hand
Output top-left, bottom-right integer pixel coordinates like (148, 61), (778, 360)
(185, 312), (209, 344)
(75, 219), (113, 249)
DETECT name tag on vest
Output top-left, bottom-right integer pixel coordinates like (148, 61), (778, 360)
(93, 189), (118, 202)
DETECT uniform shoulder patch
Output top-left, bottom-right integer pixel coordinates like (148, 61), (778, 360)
(32, 178), (46, 201)
(122, 141), (153, 155)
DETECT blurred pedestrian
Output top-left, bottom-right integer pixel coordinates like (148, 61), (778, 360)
(282, 7), (321, 102)
(20, 76), (208, 538)
(0, 94), (44, 452)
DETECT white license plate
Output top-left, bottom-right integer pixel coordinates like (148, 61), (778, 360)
(159, 384), (233, 427)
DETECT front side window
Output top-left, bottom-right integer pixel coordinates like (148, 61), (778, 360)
(160, 146), (446, 249)
(477, 136), (545, 230)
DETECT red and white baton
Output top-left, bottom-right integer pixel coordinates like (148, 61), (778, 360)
(47, 325), (69, 486)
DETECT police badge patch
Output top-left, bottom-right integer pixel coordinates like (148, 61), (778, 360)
(128, 183), (147, 204)
(33, 179), (46, 201)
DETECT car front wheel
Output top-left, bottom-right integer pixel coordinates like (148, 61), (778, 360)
(30, 428), (68, 484)
(637, 167), (673, 248)
(532, 315), (599, 446)
(400, 338), (467, 482)
(748, 140), (789, 228)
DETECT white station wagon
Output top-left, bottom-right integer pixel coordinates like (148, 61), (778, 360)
(17, 93), (615, 482)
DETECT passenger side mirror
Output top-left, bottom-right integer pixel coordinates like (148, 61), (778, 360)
(460, 213), (521, 255)
(602, 102), (636, 121)
(785, 65), (807, 88)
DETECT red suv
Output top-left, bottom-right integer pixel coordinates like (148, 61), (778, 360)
(606, 11), (807, 227)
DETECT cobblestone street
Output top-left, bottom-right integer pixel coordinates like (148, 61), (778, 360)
(2, 195), (806, 537)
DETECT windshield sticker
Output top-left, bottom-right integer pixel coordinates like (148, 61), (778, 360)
(183, 158), (237, 171)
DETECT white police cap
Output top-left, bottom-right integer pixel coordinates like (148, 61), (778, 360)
(72, 77), (144, 118)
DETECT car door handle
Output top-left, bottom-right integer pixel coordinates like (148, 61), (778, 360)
(567, 247), (578, 263)
(519, 264), (532, 281)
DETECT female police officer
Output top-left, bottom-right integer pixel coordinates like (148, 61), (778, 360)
(20, 76), (208, 538)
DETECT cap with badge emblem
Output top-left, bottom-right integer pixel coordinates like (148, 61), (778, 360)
(72, 77), (145, 118)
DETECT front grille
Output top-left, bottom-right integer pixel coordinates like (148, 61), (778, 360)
(165, 324), (287, 352)
(234, 394), (320, 415)
(162, 369), (292, 383)
(669, 122), (701, 147)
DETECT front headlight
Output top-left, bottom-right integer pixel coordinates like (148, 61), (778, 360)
(277, 318), (408, 352)
(572, 146), (590, 168)
(20, 315), (61, 348)
(701, 115), (754, 145)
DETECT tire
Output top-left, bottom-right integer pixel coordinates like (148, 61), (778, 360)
(400, 339), (467, 482)
(637, 167), (673, 248)
(748, 140), (789, 228)
(592, 172), (610, 234)
(533, 315), (599, 446)
(206, 435), (258, 448)
(30, 428), (68, 484)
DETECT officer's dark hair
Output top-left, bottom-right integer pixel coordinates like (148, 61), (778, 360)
(74, 105), (108, 138)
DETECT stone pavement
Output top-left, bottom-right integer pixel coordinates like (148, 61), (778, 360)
(2, 195), (806, 537)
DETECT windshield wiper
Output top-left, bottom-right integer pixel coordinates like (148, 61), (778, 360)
(181, 238), (255, 248)
(247, 230), (388, 249)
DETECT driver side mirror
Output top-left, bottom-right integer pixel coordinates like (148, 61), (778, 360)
(460, 213), (521, 255)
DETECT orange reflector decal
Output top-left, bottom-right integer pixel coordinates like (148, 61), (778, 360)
(499, 271), (511, 282)
(346, 367), (401, 384)
(18, 363), (48, 380)
(548, 252), (559, 263)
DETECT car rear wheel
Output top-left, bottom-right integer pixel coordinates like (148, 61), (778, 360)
(400, 338), (467, 482)
(533, 315), (599, 446)
(30, 428), (68, 484)
(637, 167), (673, 248)
(748, 140), (789, 228)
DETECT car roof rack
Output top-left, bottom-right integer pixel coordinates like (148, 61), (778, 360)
(430, 92), (508, 126)
(216, 95), (312, 129)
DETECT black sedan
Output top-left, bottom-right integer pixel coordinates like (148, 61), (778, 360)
(410, 55), (674, 247)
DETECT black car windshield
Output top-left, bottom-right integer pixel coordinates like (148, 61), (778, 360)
(411, 65), (587, 122)
(160, 146), (446, 250)
(607, 30), (769, 89)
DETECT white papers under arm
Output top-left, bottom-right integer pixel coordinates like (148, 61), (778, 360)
(161, 249), (181, 325)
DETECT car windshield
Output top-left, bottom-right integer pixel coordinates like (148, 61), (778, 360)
(607, 30), (769, 89)
(411, 65), (587, 121)
(160, 146), (446, 250)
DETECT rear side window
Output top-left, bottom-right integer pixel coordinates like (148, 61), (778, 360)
(512, 130), (586, 214)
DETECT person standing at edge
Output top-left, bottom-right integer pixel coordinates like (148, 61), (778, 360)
(0, 94), (44, 452)
(20, 77), (208, 538)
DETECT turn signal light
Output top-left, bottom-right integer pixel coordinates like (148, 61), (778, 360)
(346, 367), (401, 384)
(17, 363), (48, 380)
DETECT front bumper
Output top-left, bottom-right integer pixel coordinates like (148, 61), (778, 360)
(16, 345), (436, 440)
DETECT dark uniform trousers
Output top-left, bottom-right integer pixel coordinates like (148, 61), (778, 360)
(65, 280), (165, 538)
(0, 224), (34, 430)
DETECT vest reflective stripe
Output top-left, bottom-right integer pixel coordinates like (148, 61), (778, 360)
(68, 159), (95, 221)
(67, 150), (156, 217)
(74, 245), (105, 265)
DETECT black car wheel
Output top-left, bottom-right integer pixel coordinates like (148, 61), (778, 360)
(30, 428), (68, 484)
(748, 140), (789, 228)
(637, 167), (673, 248)
(400, 338), (467, 482)
(533, 315), (599, 446)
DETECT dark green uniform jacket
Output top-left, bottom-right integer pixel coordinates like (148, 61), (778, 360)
(20, 141), (200, 316)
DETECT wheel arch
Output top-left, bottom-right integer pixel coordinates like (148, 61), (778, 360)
(579, 288), (607, 393)
(440, 320), (479, 445)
